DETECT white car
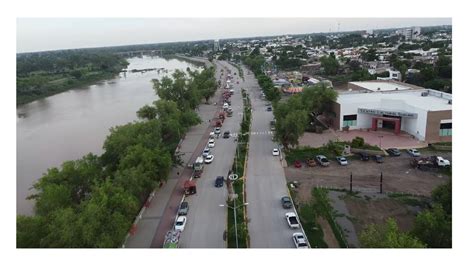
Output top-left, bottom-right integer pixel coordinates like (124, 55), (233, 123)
(292, 232), (309, 248)
(204, 154), (214, 164)
(202, 147), (211, 157)
(285, 212), (300, 229)
(436, 156), (451, 167)
(214, 127), (221, 134)
(174, 216), (187, 231)
(223, 103), (229, 109)
(208, 139), (215, 148)
(407, 148), (421, 157)
(336, 156), (348, 166)
(272, 148), (280, 156)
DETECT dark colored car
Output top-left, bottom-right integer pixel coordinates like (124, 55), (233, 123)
(215, 176), (224, 187)
(281, 196), (293, 209)
(359, 152), (370, 161)
(266, 106), (272, 111)
(374, 155), (384, 163)
(223, 131), (230, 138)
(178, 201), (189, 215)
(294, 160), (302, 168)
(387, 148), (401, 156)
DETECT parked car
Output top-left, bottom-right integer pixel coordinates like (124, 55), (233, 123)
(223, 103), (229, 109)
(294, 160), (302, 168)
(281, 196), (292, 209)
(204, 155), (214, 164)
(208, 138), (215, 148)
(178, 202), (189, 215)
(373, 155), (384, 163)
(215, 176), (224, 187)
(174, 216), (187, 231)
(202, 147), (211, 157)
(214, 127), (221, 134)
(223, 131), (230, 138)
(266, 106), (272, 111)
(407, 148), (421, 157)
(336, 156), (348, 166)
(315, 155), (330, 166)
(285, 212), (300, 229)
(292, 232), (309, 248)
(359, 152), (370, 161)
(272, 148), (280, 156)
(435, 156), (451, 167)
(306, 158), (317, 167)
(387, 148), (401, 156)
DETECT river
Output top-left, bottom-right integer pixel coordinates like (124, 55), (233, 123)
(16, 56), (201, 215)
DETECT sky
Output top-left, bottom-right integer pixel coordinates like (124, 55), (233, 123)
(17, 18), (452, 53)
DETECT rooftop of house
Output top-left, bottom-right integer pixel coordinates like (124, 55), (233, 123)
(350, 81), (411, 92)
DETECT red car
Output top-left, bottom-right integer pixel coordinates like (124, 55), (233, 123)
(294, 160), (302, 168)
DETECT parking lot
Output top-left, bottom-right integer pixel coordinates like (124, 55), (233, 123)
(285, 149), (451, 202)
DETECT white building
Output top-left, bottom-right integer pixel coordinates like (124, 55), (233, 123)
(214, 39), (220, 52)
(331, 81), (452, 143)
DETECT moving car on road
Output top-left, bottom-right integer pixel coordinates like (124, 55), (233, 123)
(174, 216), (187, 231)
(272, 148), (280, 156)
(281, 196), (292, 209)
(407, 148), (421, 157)
(336, 156), (348, 166)
(285, 212), (300, 229)
(215, 176), (224, 187)
(387, 148), (401, 156)
(292, 232), (309, 248)
(204, 154), (214, 164)
(266, 106), (272, 111)
(315, 155), (330, 166)
(178, 202), (189, 216)
(223, 131), (230, 138)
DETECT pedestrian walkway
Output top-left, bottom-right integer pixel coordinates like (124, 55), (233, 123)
(123, 60), (226, 248)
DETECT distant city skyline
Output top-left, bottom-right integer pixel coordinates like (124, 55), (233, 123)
(17, 18), (451, 53)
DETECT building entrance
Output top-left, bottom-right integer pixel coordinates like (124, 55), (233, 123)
(371, 116), (401, 134)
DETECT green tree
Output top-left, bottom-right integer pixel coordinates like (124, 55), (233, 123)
(412, 204), (451, 247)
(275, 109), (309, 149)
(432, 180), (452, 215)
(301, 84), (338, 115)
(137, 104), (158, 120)
(360, 218), (426, 248)
(320, 55), (339, 75)
(17, 215), (48, 248)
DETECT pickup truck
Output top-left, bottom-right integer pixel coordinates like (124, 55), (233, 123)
(285, 212), (300, 229)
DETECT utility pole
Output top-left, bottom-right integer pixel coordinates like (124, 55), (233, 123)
(350, 172), (353, 193)
(379, 172), (383, 194)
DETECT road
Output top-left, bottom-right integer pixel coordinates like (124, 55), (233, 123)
(179, 61), (244, 248)
(243, 65), (298, 248)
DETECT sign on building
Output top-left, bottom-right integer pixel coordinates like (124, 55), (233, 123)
(358, 108), (418, 118)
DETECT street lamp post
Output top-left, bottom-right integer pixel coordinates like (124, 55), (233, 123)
(220, 200), (248, 248)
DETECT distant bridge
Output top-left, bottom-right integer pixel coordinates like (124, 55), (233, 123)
(114, 50), (163, 57)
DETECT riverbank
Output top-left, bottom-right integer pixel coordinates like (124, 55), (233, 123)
(163, 54), (212, 68)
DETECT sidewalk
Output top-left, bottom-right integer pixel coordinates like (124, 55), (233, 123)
(123, 60), (226, 248)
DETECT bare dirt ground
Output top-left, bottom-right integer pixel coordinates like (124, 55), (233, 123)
(286, 150), (451, 201)
(317, 217), (339, 248)
(343, 195), (417, 234)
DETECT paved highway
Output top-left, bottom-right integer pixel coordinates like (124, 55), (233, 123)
(179, 61), (244, 248)
(242, 65), (298, 248)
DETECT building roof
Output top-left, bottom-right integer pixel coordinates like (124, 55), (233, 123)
(350, 81), (411, 92)
(337, 88), (452, 112)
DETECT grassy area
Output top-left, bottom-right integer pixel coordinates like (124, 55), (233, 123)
(298, 203), (328, 248)
(311, 188), (349, 248)
(388, 193), (431, 208)
(227, 90), (251, 248)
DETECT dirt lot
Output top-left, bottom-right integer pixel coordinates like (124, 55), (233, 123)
(342, 193), (424, 238)
(285, 150), (451, 202)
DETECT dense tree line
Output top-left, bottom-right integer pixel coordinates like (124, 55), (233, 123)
(17, 66), (217, 247)
(17, 50), (129, 105)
